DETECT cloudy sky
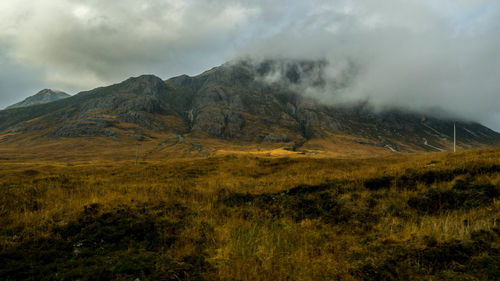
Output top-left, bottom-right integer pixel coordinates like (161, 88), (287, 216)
(0, 0), (499, 130)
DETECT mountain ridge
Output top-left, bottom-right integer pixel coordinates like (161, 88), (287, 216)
(0, 59), (499, 158)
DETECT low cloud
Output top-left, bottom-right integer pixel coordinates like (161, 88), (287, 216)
(0, 0), (499, 130)
(236, 0), (500, 129)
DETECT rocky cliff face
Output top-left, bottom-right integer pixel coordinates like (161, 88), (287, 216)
(0, 60), (499, 152)
(6, 89), (70, 109)
(162, 60), (500, 151)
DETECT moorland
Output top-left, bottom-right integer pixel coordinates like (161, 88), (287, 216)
(0, 147), (498, 280)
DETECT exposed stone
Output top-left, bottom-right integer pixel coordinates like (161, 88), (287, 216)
(0, 60), (499, 151)
(264, 133), (291, 143)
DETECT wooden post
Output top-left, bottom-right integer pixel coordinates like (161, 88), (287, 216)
(453, 122), (456, 153)
(135, 144), (139, 165)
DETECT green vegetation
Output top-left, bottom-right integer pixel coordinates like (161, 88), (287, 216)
(0, 148), (499, 280)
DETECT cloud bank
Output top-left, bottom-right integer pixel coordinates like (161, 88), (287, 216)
(0, 0), (499, 130)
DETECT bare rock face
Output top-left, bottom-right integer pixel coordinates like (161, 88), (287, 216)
(118, 111), (164, 132)
(118, 75), (168, 96)
(192, 107), (245, 138)
(193, 107), (227, 137)
(264, 133), (291, 143)
(0, 59), (499, 151)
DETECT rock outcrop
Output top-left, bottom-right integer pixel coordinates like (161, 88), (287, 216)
(0, 60), (499, 152)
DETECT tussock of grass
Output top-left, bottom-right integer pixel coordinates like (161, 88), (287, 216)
(356, 228), (500, 281)
(0, 147), (499, 280)
(408, 180), (499, 215)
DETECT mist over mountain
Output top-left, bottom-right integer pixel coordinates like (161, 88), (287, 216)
(0, 59), (498, 156)
(0, 1), (499, 131)
(2, 3), (500, 280)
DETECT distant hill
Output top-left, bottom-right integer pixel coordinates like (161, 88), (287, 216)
(0, 59), (498, 158)
(6, 89), (70, 109)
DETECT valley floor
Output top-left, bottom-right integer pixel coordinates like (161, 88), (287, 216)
(0, 148), (499, 280)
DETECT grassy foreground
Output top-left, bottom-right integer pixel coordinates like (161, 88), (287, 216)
(0, 148), (499, 280)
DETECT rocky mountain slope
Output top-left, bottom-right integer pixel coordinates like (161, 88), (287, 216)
(6, 89), (70, 109)
(0, 60), (498, 155)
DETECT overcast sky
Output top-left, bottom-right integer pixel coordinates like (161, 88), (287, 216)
(0, 0), (499, 130)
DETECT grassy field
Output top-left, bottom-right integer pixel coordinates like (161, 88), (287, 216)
(0, 147), (499, 280)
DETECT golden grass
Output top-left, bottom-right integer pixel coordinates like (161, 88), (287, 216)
(0, 146), (498, 280)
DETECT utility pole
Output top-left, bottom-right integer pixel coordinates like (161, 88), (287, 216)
(135, 144), (139, 165)
(453, 122), (456, 153)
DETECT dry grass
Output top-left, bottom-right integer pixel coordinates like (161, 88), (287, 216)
(0, 147), (499, 280)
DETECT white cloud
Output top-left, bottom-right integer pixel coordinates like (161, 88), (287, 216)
(0, 0), (257, 91)
(0, 0), (498, 130)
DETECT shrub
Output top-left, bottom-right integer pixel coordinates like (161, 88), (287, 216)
(407, 180), (499, 215)
(355, 228), (499, 280)
(0, 203), (214, 281)
(364, 176), (393, 190)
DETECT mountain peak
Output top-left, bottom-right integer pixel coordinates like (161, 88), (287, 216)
(124, 74), (164, 82)
(38, 88), (67, 95)
(1, 62), (499, 153)
(6, 89), (70, 109)
(118, 74), (167, 95)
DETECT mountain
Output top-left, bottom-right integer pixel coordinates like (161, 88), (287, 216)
(6, 89), (70, 109)
(0, 60), (499, 159)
